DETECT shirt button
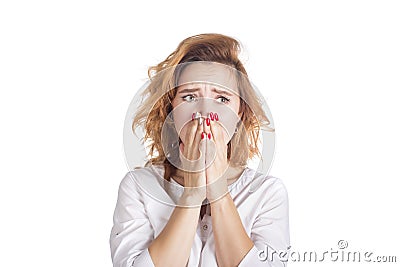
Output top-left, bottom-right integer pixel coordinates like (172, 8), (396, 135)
(203, 224), (208, 231)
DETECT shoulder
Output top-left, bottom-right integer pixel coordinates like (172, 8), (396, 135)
(118, 165), (164, 193)
(245, 168), (289, 202)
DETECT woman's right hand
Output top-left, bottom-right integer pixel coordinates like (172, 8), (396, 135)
(178, 116), (207, 206)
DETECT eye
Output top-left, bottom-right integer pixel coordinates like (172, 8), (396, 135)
(216, 95), (231, 104)
(181, 94), (197, 102)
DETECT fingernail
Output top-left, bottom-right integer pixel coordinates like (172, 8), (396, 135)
(201, 132), (205, 139)
(208, 133), (211, 140)
(215, 113), (219, 121)
(206, 118), (210, 126)
(210, 112), (214, 121)
(199, 117), (203, 125)
(192, 113), (195, 121)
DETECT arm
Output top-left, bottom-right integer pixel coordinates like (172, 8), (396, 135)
(205, 116), (290, 266)
(147, 114), (208, 266)
(205, 114), (258, 266)
(110, 173), (155, 267)
(147, 193), (202, 267)
(210, 193), (254, 267)
(110, 173), (202, 267)
(211, 178), (290, 267)
(238, 178), (290, 267)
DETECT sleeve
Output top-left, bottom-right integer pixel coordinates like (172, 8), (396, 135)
(238, 178), (290, 267)
(109, 172), (156, 267)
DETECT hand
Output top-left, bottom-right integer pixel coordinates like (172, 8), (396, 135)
(178, 115), (207, 206)
(204, 112), (230, 202)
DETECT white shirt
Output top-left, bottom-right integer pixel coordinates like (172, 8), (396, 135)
(109, 165), (290, 267)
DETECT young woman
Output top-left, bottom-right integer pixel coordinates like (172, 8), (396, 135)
(110, 33), (290, 267)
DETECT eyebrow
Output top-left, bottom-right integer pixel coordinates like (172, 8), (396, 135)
(178, 87), (234, 96)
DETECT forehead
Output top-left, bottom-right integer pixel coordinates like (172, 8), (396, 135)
(176, 62), (238, 94)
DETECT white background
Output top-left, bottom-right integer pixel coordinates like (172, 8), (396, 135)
(0, 1), (399, 266)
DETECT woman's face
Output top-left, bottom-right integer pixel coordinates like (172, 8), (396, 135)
(171, 62), (242, 145)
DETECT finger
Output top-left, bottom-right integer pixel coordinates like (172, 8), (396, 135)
(205, 116), (215, 165)
(189, 116), (204, 160)
(209, 113), (229, 159)
(211, 113), (230, 146)
(209, 112), (222, 140)
(181, 114), (205, 173)
(184, 116), (199, 155)
(205, 129), (216, 167)
(179, 116), (198, 167)
(204, 115), (211, 140)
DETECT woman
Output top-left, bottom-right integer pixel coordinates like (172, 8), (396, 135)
(110, 33), (290, 267)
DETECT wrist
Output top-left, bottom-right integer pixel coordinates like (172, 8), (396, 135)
(206, 177), (229, 203)
(177, 188), (206, 207)
(210, 192), (231, 211)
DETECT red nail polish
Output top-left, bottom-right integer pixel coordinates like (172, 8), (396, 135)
(192, 113), (195, 121)
(210, 112), (214, 121)
(215, 113), (219, 121)
(206, 118), (210, 126)
(201, 132), (205, 139)
(208, 133), (211, 139)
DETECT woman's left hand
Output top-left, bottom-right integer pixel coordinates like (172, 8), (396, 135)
(204, 112), (230, 201)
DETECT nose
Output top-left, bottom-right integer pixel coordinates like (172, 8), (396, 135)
(196, 97), (214, 119)
(192, 84), (217, 118)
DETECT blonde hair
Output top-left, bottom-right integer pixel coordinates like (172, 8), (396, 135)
(131, 33), (273, 181)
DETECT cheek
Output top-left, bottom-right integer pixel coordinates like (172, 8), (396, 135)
(172, 103), (194, 144)
(211, 104), (241, 144)
(219, 116), (238, 145)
